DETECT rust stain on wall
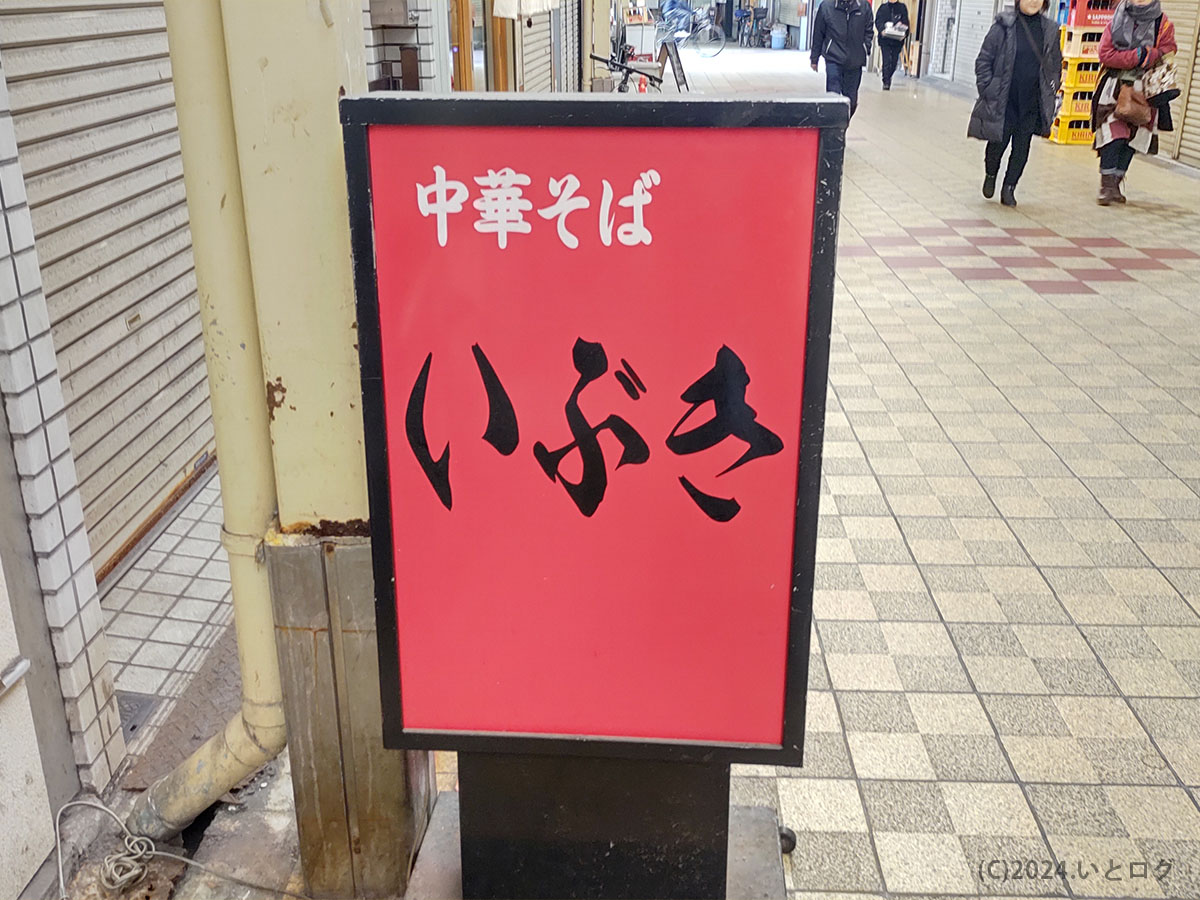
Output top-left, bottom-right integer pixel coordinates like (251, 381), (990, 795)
(266, 377), (287, 421)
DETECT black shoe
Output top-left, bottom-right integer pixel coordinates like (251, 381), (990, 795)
(983, 174), (997, 199)
(883, 83), (891, 91)
(1000, 184), (1017, 207)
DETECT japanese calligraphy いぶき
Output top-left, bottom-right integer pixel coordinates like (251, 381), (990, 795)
(414, 167), (661, 249)
(403, 339), (782, 522)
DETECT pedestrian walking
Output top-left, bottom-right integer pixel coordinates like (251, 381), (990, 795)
(875, 0), (910, 90)
(1093, 0), (1178, 205)
(810, 0), (874, 119)
(967, 0), (1062, 207)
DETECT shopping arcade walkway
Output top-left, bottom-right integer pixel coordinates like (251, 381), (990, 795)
(681, 47), (1200, 899)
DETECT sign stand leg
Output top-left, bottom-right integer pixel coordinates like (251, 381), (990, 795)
(458, 752), (731, 899)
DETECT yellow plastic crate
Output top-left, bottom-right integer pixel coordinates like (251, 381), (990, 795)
(1062, 58), (1102, 89)
(1061, 26), (1103, 58)
(1050, 116), (1094, 145)
(1058, 87), (1094, 117)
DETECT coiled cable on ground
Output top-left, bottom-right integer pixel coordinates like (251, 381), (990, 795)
(55, 798), (312, 900)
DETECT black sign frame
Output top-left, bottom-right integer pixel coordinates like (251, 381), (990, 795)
(341, 94), (848, 766)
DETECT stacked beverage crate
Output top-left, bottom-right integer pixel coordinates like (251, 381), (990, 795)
(1050, 0), (1115, 144)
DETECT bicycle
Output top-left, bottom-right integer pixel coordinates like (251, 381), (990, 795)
(590, 53), (664, 93)
(655, 4), (726, 59)
(736, 7), (769, 48)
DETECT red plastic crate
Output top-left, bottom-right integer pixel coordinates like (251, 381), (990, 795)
(1066, 0), (1114, 27)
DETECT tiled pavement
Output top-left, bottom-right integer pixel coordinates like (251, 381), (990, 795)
(99, 473), (231, 748)
(96, 50), (1200, 898)
(683, 50), (1200, 899)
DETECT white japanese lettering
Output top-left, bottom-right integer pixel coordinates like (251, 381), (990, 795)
(415, 166), (469, 247)
(473, 168), (533, 249)
(537, 175), (591, 250)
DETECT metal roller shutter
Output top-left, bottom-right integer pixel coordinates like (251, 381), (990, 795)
(520, 11), (554, 91)
(563, 0), (581, 91)
(0, 2), (214, 576)
(953, 0), (996, 87)
(1162, 0), (1200, 163)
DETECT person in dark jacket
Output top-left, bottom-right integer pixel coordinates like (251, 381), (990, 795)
(967, 0), (1063, 206)
(811, 0), (874, 118)
(875, 0), (909, 90)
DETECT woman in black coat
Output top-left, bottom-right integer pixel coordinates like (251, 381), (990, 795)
(967, 0), (1063, 206)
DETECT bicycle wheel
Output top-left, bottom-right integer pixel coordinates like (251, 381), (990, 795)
(693, 22), (725, 57)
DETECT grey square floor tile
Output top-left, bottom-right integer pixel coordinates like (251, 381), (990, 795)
(786, 831), (883, 893)
(895, 654), (974, 691)
(870, 591), (939, 620)
(1032, 658), (1118, 695)
(149, 618), (205, 646)
(789, 733), (854, 779)
(996, 593), (1073, 625)
(131, 641), (187, 671)
(142, 572), (193, 595)
(125, 593), (176, 618)
(1125, 594), (1200, 626)
(951, 623), (1026, 656)
(861, 779), (953, 833)
(1027, 785), (1128, 838)
(1129, 698), (1200, 740)
(157, 555), (207, 577)
(983, 694), (1071, 736)
(836, 691), (917, 733)
(1084, 625), (1169, 660)
(924, 733), (1015, 782)
(106, 612), (159, 640)
(818, 621), (888, 654)
(185, 577), (231, 603)
(169, 598), (219, 622)
(1077, 737), (1177, 785)
(730, 776), (779, 811)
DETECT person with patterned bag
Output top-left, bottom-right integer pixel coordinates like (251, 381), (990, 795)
(1092, 0), (1179, 206)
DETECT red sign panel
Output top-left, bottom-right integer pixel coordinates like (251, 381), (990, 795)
(344, 97), (844, 762)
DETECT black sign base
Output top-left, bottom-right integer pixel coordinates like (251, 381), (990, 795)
(457, 752), (731, 899)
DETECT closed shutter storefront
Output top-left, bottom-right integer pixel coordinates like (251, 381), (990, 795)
(560, 0), (581, 92)
(952, 0), (995, 87)
(1162, 0), (1200, 163)
(0, 3), (213, 575)
(519, 12), (554, 91)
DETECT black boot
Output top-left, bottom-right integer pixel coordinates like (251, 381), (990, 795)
(1001, 184), (1017, 207)
(983, 174), (997, 199)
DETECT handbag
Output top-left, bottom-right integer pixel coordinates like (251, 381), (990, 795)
(1144, 58), (1180, 103)
(1116, 83), (1153, 127)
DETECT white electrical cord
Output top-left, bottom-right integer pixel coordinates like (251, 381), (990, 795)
(55, 799), (313, 900)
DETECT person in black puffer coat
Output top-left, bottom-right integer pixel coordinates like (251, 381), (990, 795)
(967, 0), (1063, 206)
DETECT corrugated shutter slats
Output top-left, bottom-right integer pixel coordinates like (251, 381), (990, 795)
(953, 0), (993, 87)
(1162, 0), (1200, 164)
(0, 1), (213, 572)
(521, 12), (554, 91)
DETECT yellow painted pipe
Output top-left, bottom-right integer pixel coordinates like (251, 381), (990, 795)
(127, 0), (286, 840)
(219, 0), (369, 529)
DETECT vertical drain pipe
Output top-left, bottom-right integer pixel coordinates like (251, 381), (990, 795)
(126, 0), (286, 839)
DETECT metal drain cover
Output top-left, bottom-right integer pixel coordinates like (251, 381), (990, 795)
(116, 690), (160, 743)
